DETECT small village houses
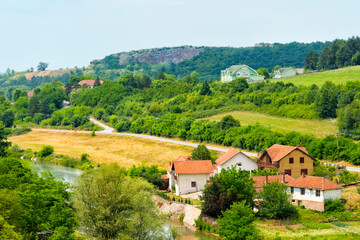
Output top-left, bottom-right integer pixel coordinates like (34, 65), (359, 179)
(286, 175), (342, 211)
(221, 65), (265, 82)
(273, 67), (297, 79)
(257, 144), (315, 178)
(253, 174), (294, 192)
(78, 79), (104, 88)
(215, 148), (258, 173)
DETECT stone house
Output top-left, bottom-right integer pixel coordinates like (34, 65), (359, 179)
(215, 148), (258, 173)
(167, 156), (216, 195)
(257, 144), (315, 179)
(221, 65), (265, 82)
(286, 175), (342, 211)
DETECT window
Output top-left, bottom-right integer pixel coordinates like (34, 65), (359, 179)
(291, 187), (294, 194)
(191, 181), (196, 188)
(237, 163), (242, 167)
(300, 157), (304, 163)
(301, 169), (308, 176)
(316, 190), (320, 197)
(284, 169), (292, 176)
(289, 158), (294, 164)
(300, 188), (305, 195)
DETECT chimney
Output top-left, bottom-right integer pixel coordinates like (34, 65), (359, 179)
(265, 175), (268, 183)
(282, 173), (285, 183)
(169, 162), (171, 165)
(186, 156), (191, 161)
(297, 144), (301, 147)
(335, 179), (338, 184)
(322, 177), (325, 190)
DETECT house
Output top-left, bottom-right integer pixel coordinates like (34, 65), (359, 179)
(78, 79), (104, 88)
(252, 174), (294, 192)
(27, 90), (34, 98)
(167, 156), (215, 195)
(286, 175), (342, 211)
(215, 148), (258, 173)
(221, 65), (265, 83)
(273, 68), (297, 79)
(257, 144), (315, 179)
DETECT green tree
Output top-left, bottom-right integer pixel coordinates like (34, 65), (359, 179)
(0, 109), (15, 128)
(220, 115), (240, 130)
(39, 145), (54, 157)
(229, 77), (248, 92)
(258, 181), (297, 219)
(272, 65), (281, 73)
(217, 201), (259, 240)
(338, 170), (359, 184)
(74, 164), (170, 240)
(201, 167), (255, 218)
(0, 123), (11, 157)
(0, 216), (22, 240)
(200, 81), (211, 95)
(315, 81), (339, 118)
(37, 62), (49, 71)
(256, 67), (270, 79)
(305, 50), (319, 70)
(352, 51), (360, 65)
(191, 144), (211, 160)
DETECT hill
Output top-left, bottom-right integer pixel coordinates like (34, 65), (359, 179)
(91, 41), (327, 79)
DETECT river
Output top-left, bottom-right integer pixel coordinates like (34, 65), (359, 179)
(31, 162), (218, 240)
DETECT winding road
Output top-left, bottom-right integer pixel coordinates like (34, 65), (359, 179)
(32, 117), (258, 157)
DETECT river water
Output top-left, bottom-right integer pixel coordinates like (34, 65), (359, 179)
(31, 162), (218, 240)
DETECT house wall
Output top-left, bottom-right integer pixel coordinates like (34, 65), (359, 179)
(278, 150), (314, 178)
(282, 69), (296, 78)
(168, 171), (175, 191)
(217, 153), (257, 172)
(323, 189), (342, 200)
(175, 173), (211, 195)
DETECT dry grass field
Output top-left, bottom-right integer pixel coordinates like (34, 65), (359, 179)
(9, 131), (196, 170)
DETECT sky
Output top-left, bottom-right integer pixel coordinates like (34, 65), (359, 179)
(1, 0), (360, 72)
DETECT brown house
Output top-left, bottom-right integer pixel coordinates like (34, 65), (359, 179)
(257, 144), (315, 178)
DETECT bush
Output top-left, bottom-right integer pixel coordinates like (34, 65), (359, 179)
(179, 214), (185, 223)
(91, 129), (95, 137)
(195, 218), (217, 233)
(324, 198), (345, 212)
(39, 145), (54, 158)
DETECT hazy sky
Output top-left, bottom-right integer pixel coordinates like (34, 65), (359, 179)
(1, 0), (359, 72)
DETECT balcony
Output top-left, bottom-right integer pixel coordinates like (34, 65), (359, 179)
(257, 161), (278, 168)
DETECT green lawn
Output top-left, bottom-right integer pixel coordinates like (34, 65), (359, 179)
(272, 66), (360, 87)
(201, 111), (337, 138)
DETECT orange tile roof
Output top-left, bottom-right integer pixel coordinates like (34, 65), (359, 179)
(161, 174), (169, 180)
(27, 90), (34, 97)
(167, 155), (189, 172)
(78, 79), (103, 87)
(216, 148), (252, 165)
(286, 175), (342, 190)
(258, 144), (311, 162)
(174, 160), (214, 174)
(253, 175), (295, 188)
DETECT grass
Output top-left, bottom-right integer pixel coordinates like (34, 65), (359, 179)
(8, 131), (195, 170)
(201, 111), (337, 138)
(273, 66), (360, 87)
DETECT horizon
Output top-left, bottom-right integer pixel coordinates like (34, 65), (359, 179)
(1, 0), (360, 72)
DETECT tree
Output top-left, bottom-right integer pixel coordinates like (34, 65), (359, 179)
(338, 99), (360, 138)
(191, 144), (211, 160)
(200, 81), (211, 95)
(230, 77), (248, 92)
(0, 123), (11, 157)
(0, 109), (15, 128)
(338, 170), (359, 184)
(220, 115), (240, 130)
(352, 51), (360, 65)
(305, 50), (319, 70)
(94, 77), (101, 87)
(315, 81), (339, 118)
(256, 67), (270, 79)
(201, 167), (255, 218)
(37, 62), (49, 71)
(217, 201), (259, 240)
(257, 181), (297, 219)
(272, 65), (281, 73)
(39, 145), (54, 157)
(74, 164), (170, 240)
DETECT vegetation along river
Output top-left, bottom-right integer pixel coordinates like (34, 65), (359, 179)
(31, 162), (217, 240)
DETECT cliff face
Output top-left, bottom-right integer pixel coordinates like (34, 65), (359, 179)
(93, 46), (205, 66)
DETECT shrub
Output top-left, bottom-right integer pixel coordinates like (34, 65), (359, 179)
(91, 129), (95, 137)
(324, 198), (345, 212)
(39, 145), (54, 157)
(179, 214), (185, 223)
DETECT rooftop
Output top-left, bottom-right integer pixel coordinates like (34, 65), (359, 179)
(286, 175), (342, 191)
(258, 144), (311, 162)
(173, 160), (214, 174)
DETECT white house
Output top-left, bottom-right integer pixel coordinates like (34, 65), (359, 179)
(273, 67), (297, 79)
(221, 65), (264, 83)
(286, 175), (342, 211)
(215, 148), (258, 173)
(167, 156), (216, 195)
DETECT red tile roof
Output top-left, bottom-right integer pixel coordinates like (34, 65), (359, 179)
(161, 174), (169, 180)
(167, 155), (189, 172)
(215, 148), (252, 165)
(78, 79), (103, 87)
(258, 144), (312, 162)
(286, 175), (342, 190)
(174, 160), (214, 174)
(253, 175), (294, 188)
(27, 90), (34, 97)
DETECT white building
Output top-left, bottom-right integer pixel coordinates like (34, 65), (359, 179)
(167, 156), (216, 195)
(286, 175), (342, 211)
(220, 65), (265, 83)
(215, 148), (258, 173)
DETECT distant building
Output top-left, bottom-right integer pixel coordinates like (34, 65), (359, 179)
(215, 148), (257, 173)
(273, 67), (297, 79)
(257, 144), (315, 179)
(253, 174), (294, 192)
(287, 175), (342, 211)
(27, 90), (34, 98)
(221, 65), (265, 82)
(78, 79), (104, 88)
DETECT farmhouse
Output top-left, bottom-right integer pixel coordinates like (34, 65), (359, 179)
(78, 79), (104, 88)
(287, 175), (342, 211)
(221, 65), (264, 82)
(257, 144), (315, 178)
(167, 156), (216, 195)
(273, 67), (297, 79)
(252, 174), (294, 192)
(215, 148), (257, 173)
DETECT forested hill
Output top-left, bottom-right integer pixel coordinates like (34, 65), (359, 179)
(91, 41), (328, 79)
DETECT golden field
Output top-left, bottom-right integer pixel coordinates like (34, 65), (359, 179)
(9, 131), (195, 170)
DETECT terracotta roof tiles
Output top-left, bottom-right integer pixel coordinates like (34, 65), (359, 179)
(174, 160), (214, 174)
(258, 144), (311, 162)
(286, 175), (342, 190)
(253, 175), (295, 188)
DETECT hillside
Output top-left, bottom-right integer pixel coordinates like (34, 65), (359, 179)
(91, 41), (327, 79)
(273, 66), (360, 86)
